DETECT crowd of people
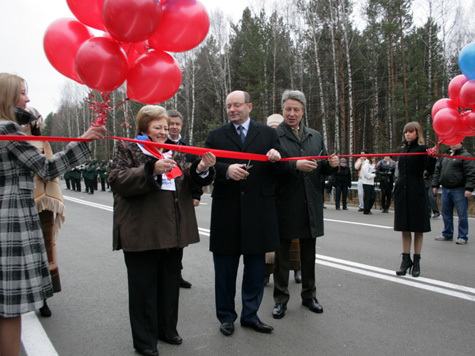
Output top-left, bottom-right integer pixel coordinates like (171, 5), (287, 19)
(1, 73), (473, 356)
(64, 159), (111, 194)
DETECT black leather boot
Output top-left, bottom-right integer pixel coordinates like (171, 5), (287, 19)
(396, 253), (413, 276)
(412, 254), (421, 277)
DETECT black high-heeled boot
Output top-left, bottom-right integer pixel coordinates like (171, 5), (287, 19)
(396, 253), (413, 276)
(412, 254), (421, 277)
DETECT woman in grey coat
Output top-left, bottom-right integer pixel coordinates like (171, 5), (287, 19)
(0, 73), (105, 355)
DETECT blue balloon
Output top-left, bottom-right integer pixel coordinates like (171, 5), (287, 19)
(459, 42), (475, 80)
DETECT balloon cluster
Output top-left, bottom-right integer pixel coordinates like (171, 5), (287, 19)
(431, 42), (475, 145)
(43, 0), (209, 104)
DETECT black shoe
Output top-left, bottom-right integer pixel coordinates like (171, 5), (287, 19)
(135, 348), (159, 356)
(358, 208), (364, 212)
(382, 209), (389, 213)
(241, 320), (273, 333)
(272, 303), (287, 319)
(294, 270), (302, 284)
(396, 253), (413, 276)
(363, 211), (372, 215)
(335, 207), (341, 210)
(179, 277), (192, 289)
(158, 335), (182, 345)
(412, 254), (421, 277)
(302, 298), (323, 313)
(39, 300), (52, 317)
(220, 322), (234, 336)
(343, 207), (348, 210)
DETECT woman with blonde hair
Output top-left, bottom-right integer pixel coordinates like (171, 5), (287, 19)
(393, 121), (438, 277)
(23, 106), (64, 318)
(0, 72), (105, 355)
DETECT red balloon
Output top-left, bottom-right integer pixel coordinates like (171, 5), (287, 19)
(459, 80), (475, 109)
(67, 0), (105, 31)
(44, 18), (93, 83)
(102, 32), (149, 68)
(148, 0), (210, 52)
(432, 108), (461, 138)
(103, 0), (162, 43)
(458, 113), (473, 135)
(448, 74), (468, 107)
(465, 111), (475, 134)
(442, 133), (466, 145)
(431, 98), (456, 119)
(123, 42), (149, 68)
(75, 37), (129, 92)
(127, 51), (182, 104)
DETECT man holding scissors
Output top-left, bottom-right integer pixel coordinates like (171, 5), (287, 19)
(205, 90), (281, 336)
(272, 90), (339, 320)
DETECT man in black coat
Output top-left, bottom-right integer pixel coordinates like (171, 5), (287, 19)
(167, 109), (202, 289)
(271, 90), (338, 320)
(205, 90), (281, 336)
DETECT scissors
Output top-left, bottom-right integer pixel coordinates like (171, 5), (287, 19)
(309, 150), (323, 163)
(244, 159), (253, 171)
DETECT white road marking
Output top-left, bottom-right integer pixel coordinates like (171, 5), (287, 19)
(317, 254), (475, 302)
(21, 312), (59, 356)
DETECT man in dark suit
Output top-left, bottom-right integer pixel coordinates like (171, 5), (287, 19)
(205, 90), (281, 336)
(167, 109), (202, 289)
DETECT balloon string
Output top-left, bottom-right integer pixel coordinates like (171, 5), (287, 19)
(3, 135), (475, 161)
(87, 91), (112, 126)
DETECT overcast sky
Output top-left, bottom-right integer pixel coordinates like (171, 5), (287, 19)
(0, 0), (250, 117)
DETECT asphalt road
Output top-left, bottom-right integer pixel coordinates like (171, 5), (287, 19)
(21, 184), (475, 356)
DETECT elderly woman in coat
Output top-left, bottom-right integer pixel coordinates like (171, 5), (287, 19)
(394, 121), (437, 278)
(271, 90), (338, 320)
(0, 73), (105, 356)
(108, 105), (215, 356)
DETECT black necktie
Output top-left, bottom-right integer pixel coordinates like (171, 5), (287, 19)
(238, 125), (245, 143)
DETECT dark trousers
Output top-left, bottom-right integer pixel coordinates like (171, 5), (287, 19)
(427, 186), (439, 214)
(335, 184), (348, 209)
(124, 249), (181, 351)
(363, 184), (375, 213)
(380, 187), (392, 210)
(213, 252), (265, 324)
(274, 238), (316, 304)
(72, 177), (81, 192)
(100, 177), (106, 191)
(65, 178), (71, 190)
(85, 178), (95, 194)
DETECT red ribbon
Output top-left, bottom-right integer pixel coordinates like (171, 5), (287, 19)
(2, 135), (475, 161)
(138, 138), (182, 179)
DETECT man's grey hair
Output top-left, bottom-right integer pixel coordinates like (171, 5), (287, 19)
(166, 109), (183, 120)
(281, 90), (306, 112)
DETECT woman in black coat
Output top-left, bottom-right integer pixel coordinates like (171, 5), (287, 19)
(393, 121), (437, 277)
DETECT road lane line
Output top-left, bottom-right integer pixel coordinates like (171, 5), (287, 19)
(317, 254), (475, 295)
(21, 312), (58, 356)
(64, 196), (113, 211)
(324, 218), (392, 229)
(317, 258), (475, 302)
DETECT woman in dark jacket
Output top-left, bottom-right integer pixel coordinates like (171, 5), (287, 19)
(108, 105), (215, 356)
(394, 121), (437, 277)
